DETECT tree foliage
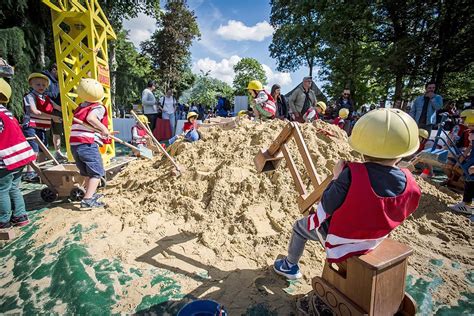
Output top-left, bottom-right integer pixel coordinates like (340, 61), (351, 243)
(232, 58), (267, 96)
(186, 75), (234, 107)
(270, 0), (474, 106)
(141, 0), (200, 93)
(113, 30), (153, 110)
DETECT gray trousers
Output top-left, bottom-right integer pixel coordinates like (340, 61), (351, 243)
(287, 216), (324, 264)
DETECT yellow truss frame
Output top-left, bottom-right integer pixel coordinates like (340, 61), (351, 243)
(42, 0), (117, 164)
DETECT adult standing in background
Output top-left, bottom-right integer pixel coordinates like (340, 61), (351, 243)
(334, 88), (355, 134)
(141, 80), (158, 131)
(271, 84), (288, 120)
(159, 88), (177, 136)
(288, 76), (317, 122)
(410, 81), (443, 135)
(43, 63), (66, 161)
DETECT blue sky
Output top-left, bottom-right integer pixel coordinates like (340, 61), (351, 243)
(123, 0), (320, 94)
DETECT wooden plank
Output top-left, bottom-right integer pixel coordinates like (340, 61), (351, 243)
(292, 124), (321, 185)
(372, 260), (408, 315)
(297, 176), (333, 213)
(281, 144), (306, 195)
(0, 230), (15, 240)
(34, 134), (60, 165)
(267, 122), (294, 156)
(355, 239), (413, 270)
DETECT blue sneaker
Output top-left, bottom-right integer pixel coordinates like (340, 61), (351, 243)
(273, 258), (302, 279)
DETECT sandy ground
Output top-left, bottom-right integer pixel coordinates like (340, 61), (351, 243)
(25, 119), (473, 314)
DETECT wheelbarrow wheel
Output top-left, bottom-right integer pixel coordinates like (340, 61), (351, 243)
(70, 187), (86, 201)
(41, 187), (58, 203)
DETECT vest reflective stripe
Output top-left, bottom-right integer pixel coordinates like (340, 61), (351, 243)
(28, 114), (52, 129)
(255, 91), (276, 118)
(3, 147), (36, 166)
(69, 103), (108, 145)
(0, 141), (31, 157)
(325, 237), (385, 261)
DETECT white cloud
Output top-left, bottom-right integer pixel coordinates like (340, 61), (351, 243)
(216, 20), (273, 41)
(192, 56), (292, 90)
(123, 13), (157, 48)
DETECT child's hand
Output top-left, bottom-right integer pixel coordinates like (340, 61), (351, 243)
(333, 160), (346, 179)
(469, 166), (474, 175)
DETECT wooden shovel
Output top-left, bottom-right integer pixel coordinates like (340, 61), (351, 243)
(130, 111), (184, 174)
(72, 118), (153, 160)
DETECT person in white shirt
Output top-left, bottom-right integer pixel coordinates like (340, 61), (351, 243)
(159, 88), (177, 136)
(141, 80), (158, 131)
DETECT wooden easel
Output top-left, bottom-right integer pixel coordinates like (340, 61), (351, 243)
(254, 122), (332, 214)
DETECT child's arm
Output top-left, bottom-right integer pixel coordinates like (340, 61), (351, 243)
(254, 91), (268, 105)
(86, 112), (110, 137)
(52, 100), (62, 112)
(24, 94), (42, 115)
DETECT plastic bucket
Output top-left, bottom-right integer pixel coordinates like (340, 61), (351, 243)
(177, 299), (227, 316)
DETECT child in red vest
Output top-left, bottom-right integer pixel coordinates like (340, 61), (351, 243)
(22, 73), (62, 182)
(131, 115), (150, 149)
(303, 101), (327, 122)
(274, 108), (421, 279)
(70, 78), (110, 210)
(333, 108), (349, 129)
(168, 112), (200, 145)
(0, 78), (36, 228)
(247, 80), (276, 120)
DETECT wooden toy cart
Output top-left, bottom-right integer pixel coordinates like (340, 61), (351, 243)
(254, 123), (416, 315)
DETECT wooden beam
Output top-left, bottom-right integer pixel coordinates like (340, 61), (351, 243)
(267, 122), (294, 156)
(297, 176), (333, 213)
(292, 124), (321, 186)
(281, 144), (307, 196)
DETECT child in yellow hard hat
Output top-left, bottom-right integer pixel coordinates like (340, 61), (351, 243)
(246, 80), (276, 120)
(22, 73), (62, 182)
(70, 78), (110, 210)
(0, 78), (36, 228)
(274, 108), (421, 279)
(131, 115), (150, 149)
(169, 111), (200, 145)
(333, 108), (349, 129)
(302, 101), (326, 123)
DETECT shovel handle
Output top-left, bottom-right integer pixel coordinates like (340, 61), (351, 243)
(130, 111), (181, 171)
(72, 118), (141, 152)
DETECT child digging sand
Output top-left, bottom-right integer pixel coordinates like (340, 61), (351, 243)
(274, 108), (422, 279)
(0, 78), (36, 228)
(69, 78), (110, 210)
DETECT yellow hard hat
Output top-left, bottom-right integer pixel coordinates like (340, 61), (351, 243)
(418, 128), (429, 139)
(187, 111), (198, 120)
(0, 78), (12, 103)
(77, 78), (104, 102)
(247, 80), (263, 91)
(316, 101), (326, 114)
(465, 113), (474, 125)
(238, 110), (247, 117)
(28, 72), (50, 87)
(460, 109), (474, 118)
(138, 115), (149, 124)
(339, 108), (349, 119)
(348, 108), (419, 159)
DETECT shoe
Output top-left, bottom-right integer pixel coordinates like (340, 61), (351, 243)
(273, 258), (302, 280)
(22, 172), (39, 183)
(54, 151), (68, 163)
(10, 215), (30, 227)
(449, 202), (474, 215)
(0, 221), (12, 229)
(80, 198), (105, 210)
(92, 193), (104, 201)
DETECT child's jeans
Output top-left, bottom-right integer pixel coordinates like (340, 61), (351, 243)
(0, 167), (27, 223)
(168, 129), (199, 145)
(287, 215), (324, 264)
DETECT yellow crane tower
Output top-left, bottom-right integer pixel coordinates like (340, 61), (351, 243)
(42, 0), (116, 164)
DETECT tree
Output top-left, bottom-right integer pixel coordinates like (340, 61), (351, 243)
(113, 30), (153, 111)
(187, 74), (234, 107)
(232, 58), (267, 96)
(269, 0), (321, 77)
(141, 0), (200, 94)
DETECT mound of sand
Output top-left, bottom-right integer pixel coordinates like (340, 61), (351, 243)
(30, 119), (472, 314)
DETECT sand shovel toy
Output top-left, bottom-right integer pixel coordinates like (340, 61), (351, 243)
(130, 111), (185, 175)
(72, 118), (153, 160)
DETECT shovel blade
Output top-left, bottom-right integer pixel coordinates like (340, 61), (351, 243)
(136, 147), (153, 160)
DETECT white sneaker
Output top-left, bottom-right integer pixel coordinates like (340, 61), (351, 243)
(449, 202), (474, 215)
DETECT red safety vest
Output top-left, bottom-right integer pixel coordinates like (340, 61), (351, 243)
(69, 102), (110, 145)
(25, 94), (54, 129)
(308, 162), (420, 263)
(333, 117), (345, 129)
(131, 125), (147, 145)
(0, 107), (36, 170)
(183, 121), (198, 132)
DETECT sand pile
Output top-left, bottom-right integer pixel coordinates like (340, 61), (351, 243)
(30, 119), (472, 314)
